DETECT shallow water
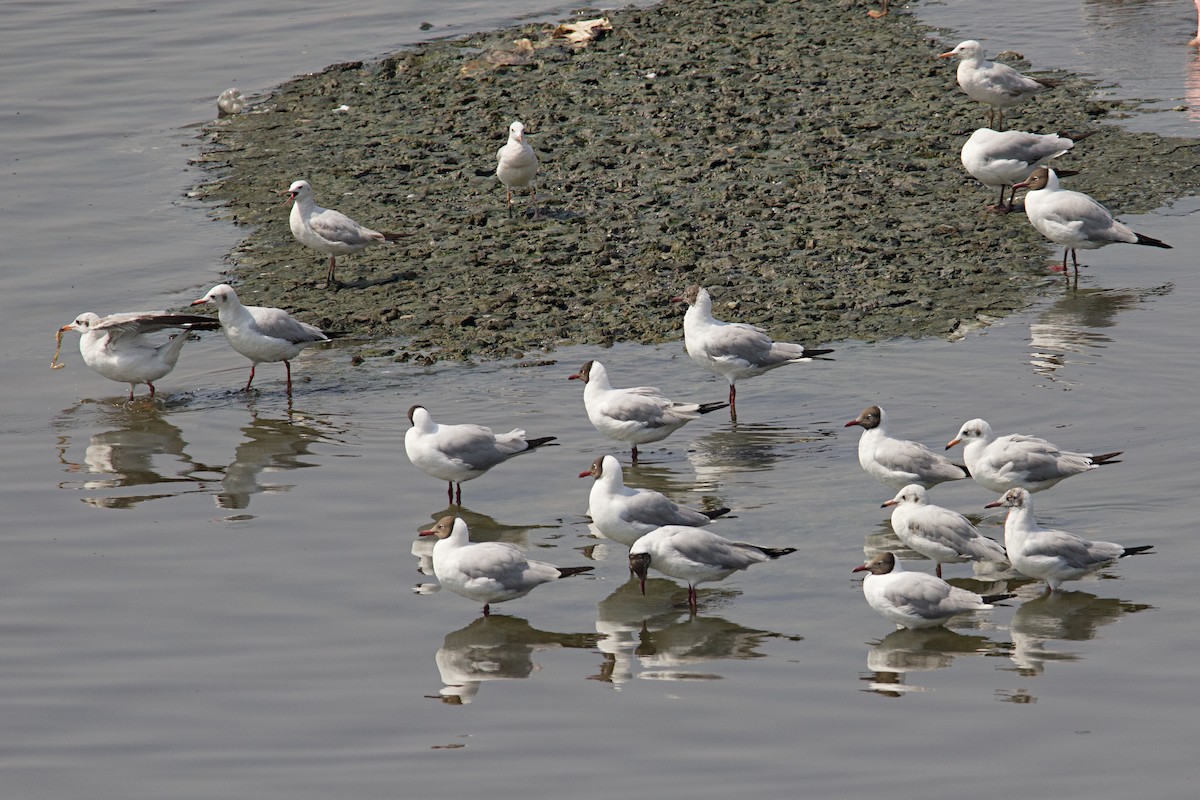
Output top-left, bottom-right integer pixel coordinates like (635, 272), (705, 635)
(2, 2), (1199, 799)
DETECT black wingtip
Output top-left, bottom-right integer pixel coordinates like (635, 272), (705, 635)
(557, 565), (595, 579)
(1120, 545), (1154, 558)
(1090, 451), (1122, 466)
(526, 436), (559, 450)
(696, 402), (731, 415)
(761, 546), (798, 559)
(982, 592), (1017, 605)
(701, 507), (732, 521)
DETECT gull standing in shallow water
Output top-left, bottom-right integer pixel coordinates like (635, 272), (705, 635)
(846, 405), (969, 490)
(946, 418), (1121, 494)
(628, 525), (796, 612)
(1013, 167), (1172, 274)
(191, 284), (329, 394)
(568, 359), (727, 462)
(883, 484), (1008, 577)
(404, 405), (557, 505)
(285, 179), (403, 289)
(677, 284), (833, 421)
(496, 120), (539, 217)
(580, 455), (730, 548)
(55, 311), (220, 400)
(960, 127), (1092, 212)
(938, 40), (1057, 129)
(853, 552), (1013, 630)
(419, 516), (593, 615)
(985, 488), (1152, 591)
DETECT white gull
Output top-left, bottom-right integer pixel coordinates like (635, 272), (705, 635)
(853, 552), (1012, 630)
(580, 454), (730, 548)
(846, 405), (969, 490)
(883, 484), (1008, 577)
(191, 283), (329, 394)
(496, 120), (539, 217)
(946, 418), (1121, 494)
(404, 404), (557, 505)
(960, 127), (1091, 212)
(938, 40), (1057, 129)
(419, 516), (592, 615)
(568, 359), (727, 462)
(985, 488), (1152, 591)
(285, 179), (402, 288)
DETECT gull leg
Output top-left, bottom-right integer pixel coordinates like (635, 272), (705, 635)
(631, 445), (639, 464)
(935, 563), (943, 578)
(455, 483), (462, 506)
(728, 384), (738, 422)
(687, 585), (698, 612)
(506, 188), (514, 219)
(284, 360), (293, 395)
(244, 364), (257, 391)
(325, 256), (340, 289)
(530, 187), (538, 219)
(128, 384), (136, 401)
(446, 481), (454, 505)
(482, 603), (491, 616)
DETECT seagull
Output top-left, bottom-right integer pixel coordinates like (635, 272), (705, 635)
(845, 405), (969, 490)
(419, 516), (593, 615)
(853, 551), (1013, 630)
(628, 525), (795, 612)
(984, 488), (1152, 591)
(496, 120), (539, 217)
(404, 405), (557, 505)
(882, 484), (1008, 577)
(55, 311), (220, 400)
(568, 359), (728, 462)
(216, 87), (245, 116)
(284, 179), (403, 288)
(190, 283), (329, 394)
(937, 40), (1057, 129)
(946, 418), (1121, 494)
(960, 127), (1092, 212)
(580, 455), (730, 548)
(677, 284), (833, 421)
(1013, 167), (1172, 274)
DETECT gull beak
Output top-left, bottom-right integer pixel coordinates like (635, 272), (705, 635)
(578, 470), (591, 478)
(945, 437), (962, 450)
(937, 50), (955, 59)
(418, 529), (436, 537)
(983, 500), (1003, 509)
(189, 298), (207, 307)
(880, 499), (899, 508)
(844, 419), (862, 428)
(852, 564), (869, 573)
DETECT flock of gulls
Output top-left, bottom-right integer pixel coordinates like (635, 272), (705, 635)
(52, 20), (1168, 631)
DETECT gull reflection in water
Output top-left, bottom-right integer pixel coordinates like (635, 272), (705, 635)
(57, 406), (216, 509)
(1004, 589), (1152, 681)
(1029, 284), (1171, 385)
(589, 578), (802, 687)
(687, 420), (835, 485)
(861, 627), (1009, 697)
(429, 614), (600, 704)
(215, 411), (337, 509)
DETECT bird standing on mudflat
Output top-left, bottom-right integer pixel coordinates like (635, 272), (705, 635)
(938, 40), (1057, 129)
(285, 179), (403, 289)
(496, 120), (539, 217)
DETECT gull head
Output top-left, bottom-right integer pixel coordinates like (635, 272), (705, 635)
(579, 454), (608, 480)
(284, 179), (312, 206)
(845, 404), (883, 430)
(853, 552), (897, 575)
(60, 312), (102, 334)
(947, 418), (991, 450)
(567, 359), (595, 383)
(938, 40), (984, 60)
(984, 487), (1030, 510)
(628, 551), (652, 594)
(674, 284), (708, 307)
(882, 484), (927, 509)
(508, 121), (526, 143)
(1012, 166), (1054, 191)
(419, 515), (459, 540)
(191, 283), (239, 310)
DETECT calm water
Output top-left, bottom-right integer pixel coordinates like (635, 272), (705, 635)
(1, 2), (1198, 798)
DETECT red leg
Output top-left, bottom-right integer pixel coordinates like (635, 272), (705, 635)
(446, 481), (454, 504)
(284, 360), (293, 394)
(482, 603), (490, 616)
(454, 483), (462, 506)
(935, 563), (943, 578)
(631, 445), (639, 464)
(728, 384), (738, 422)
(244, 364), (257, 391)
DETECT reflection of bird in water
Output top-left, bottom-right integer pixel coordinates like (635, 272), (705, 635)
(1028, 284), (1169, 384)
(1007, 589), (1151, 677)
(590, 578), (801, 685)
(57, 407), (215, 510)
(686, 420), (834, 486)
(215, 413), (327, 509)
(862, 627), (1005, 697)
(431, 614), (599, 704)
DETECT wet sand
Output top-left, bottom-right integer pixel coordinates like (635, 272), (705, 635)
(192, 0), (1199, 363)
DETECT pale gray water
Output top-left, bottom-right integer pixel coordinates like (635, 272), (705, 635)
(2, 2), (1199, 799)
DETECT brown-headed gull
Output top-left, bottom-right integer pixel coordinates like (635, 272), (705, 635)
(938, 40), (1057, 130)
(285, 179), (403, 288)
(580, 455), (730, 548)
(628, 525), (795, 612)
(677, 284), (833, 422)
(883, 484), (1008, 577)
(984, 488), (1152, 591)
(419, 516), (592, 615)
(568, 359), (728, 462)
(946, 418), (1121, 494)
(191, 283), (329, 394)
(960, 127), (1092, 212)
(404, 405), (557, 505)
(496, 120), (539, 217)
(1013, 167), (1171, 274)
(846, 405), (969, 490)
(54, 312), (220, 400)
(853, 551), (1013, 629)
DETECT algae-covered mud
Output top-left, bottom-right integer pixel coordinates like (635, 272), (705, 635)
(193, 0), (1199, 363)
